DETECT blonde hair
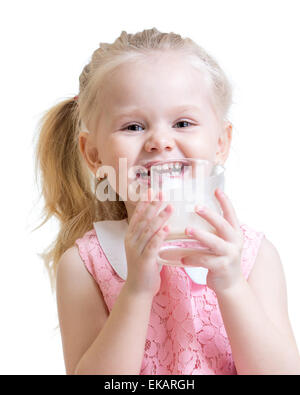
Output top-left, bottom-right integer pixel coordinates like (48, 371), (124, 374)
(34, 27), (233, 290)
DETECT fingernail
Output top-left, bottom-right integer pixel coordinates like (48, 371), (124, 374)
(181, 257), (189, 265)
(195, 205), (205, 213)
(186, 227), (194, 236)
(165, 204), (173, 213)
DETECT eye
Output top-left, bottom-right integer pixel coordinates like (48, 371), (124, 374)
(121, 120), (194, 132)
(122, 123), (144, 132)
(174, 120), (193, 128)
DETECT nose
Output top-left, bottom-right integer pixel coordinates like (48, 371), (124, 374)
(144, 130), (175, 152)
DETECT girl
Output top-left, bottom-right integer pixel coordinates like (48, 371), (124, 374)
(35, 28), (300, 375)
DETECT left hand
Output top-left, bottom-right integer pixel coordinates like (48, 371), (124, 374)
(181, 188), (245, 294)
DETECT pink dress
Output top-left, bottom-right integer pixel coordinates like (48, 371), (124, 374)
(75, 222), (264, 375)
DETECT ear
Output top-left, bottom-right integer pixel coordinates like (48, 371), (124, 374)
(78, 132), (101, 175)
(216, 121), (232, 165)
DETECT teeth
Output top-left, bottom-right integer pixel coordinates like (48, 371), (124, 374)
(137, 161), (187, 180)
(152, 162), (183, 175)
(136, 166), (148, 178)
(139, 170), (148, 178)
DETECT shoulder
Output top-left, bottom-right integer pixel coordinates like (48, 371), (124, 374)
(56, 245), (97, 293)
(239, 224), (288, 315)
(248, 234), (285, 291)
(258, 236), (280, 260)
(247, 235), (292, 329)
(58, 245), (82, 271)
(247, 235), (300, 342)
(248, 236), (284, 286)
(57, 244), (87, 273)
(57, 227), (106, 295)
(56, 242), (108, 305)
(254, 235), (279, 260)
(56, 245), (109, 375)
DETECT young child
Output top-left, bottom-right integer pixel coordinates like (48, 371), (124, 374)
(35, 28), (300, 375)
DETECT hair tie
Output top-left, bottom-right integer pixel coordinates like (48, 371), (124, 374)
(73, 95), (79, 101)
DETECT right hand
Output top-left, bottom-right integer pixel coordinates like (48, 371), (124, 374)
(124, 189), (173, 298)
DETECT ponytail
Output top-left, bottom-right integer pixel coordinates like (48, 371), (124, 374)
(34, 98), (98, 290)
(34, 97), (127, 290)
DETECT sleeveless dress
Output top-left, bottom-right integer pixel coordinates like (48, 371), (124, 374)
(75, 220), (264, 375)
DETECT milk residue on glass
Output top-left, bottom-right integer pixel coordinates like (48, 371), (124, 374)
(149, 159), (225, 267)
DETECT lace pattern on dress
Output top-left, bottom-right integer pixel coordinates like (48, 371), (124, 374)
(75, 223), (264, 375)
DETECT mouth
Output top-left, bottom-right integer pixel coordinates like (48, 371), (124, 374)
(135, 160), (191, 186)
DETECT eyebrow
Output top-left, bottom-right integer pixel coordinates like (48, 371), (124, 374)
(112, 105), (203, 120)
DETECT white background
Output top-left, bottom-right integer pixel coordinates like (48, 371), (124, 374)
(1, 0), (299, 374)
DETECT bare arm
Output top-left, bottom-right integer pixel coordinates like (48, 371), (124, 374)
(182, 189), (300, 375)
(56, 191), (172, 374)
(56, 246), (153, 375)
(215, 237), (300, 375)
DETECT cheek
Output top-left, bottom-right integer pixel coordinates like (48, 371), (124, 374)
(111, 135), (138, 155)
(184, 134), (218, 160)
(99, 135), (133, 163)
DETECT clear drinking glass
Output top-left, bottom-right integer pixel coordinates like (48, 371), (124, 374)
(148, 158), (225, 267)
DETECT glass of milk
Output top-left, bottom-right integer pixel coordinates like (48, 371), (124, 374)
(149, 158), (225, 267)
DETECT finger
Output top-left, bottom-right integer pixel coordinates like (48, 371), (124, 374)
(136, 204), (173, 252)
(194, 204), (236, 242)
(139, 190), (165, 224)
(214, 188), (241, 231)
(142, 224), (170, 259)
(129, 188), (158, 231)
(181, 252), (224, 270)
(185, 227), (229, 255)
(132, 194), (167, 242)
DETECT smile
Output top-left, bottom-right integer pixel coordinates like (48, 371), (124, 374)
(136, 161), (188, 185)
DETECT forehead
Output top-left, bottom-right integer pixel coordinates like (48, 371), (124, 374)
(100, 53), (213, 115)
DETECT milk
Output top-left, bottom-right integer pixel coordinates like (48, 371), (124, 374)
(150, 160), (224, 266)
